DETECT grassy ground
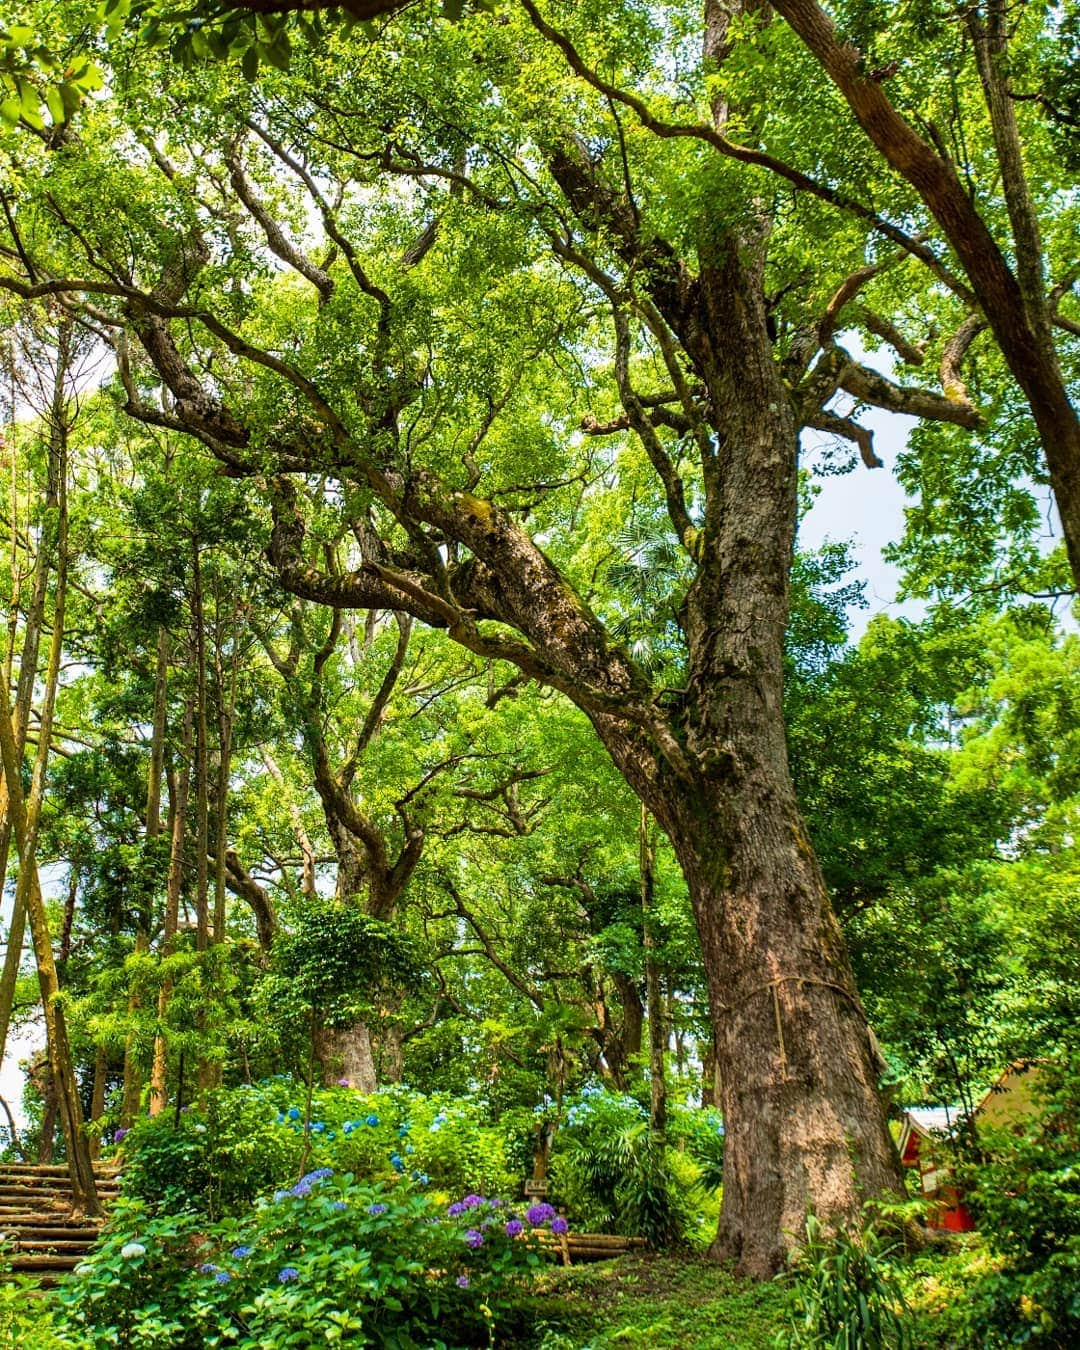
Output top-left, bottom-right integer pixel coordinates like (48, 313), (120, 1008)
(509, 1242), (992, 1350)
(515, 1254), (793, 1349)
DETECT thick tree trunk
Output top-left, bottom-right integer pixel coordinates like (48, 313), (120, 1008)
(664, 788), (903, 1276)
(315, 1021), (377, 1093)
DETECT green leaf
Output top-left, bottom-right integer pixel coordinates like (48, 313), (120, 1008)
(44, 84), (64, 124)
(241, 44), (259, 82)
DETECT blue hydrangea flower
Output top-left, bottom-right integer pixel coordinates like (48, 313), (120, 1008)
(397, 1123), (411, 1137)
(368, 1203), (388, 1216)
(390, 1152), (405, 1172)
(287, 1107), (300, 1121)
(365, 1114), (379, 1127)
(278, 1267), (299, 1283)
(332, 1201), (347, 1211)
(214, 1270), (231, 1284)
(231, 1246), (252, 1259)
(199, 1263), (219, 1275)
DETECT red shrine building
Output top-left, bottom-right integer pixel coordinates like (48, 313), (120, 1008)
(897, 1063), (1042, 1232)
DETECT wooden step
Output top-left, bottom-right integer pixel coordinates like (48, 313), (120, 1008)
(8, 1254), (86, 1270)
(15, 1240), (95, 1253)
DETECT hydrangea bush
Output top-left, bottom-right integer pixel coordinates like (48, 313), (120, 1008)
(59, 1170), (565, 1348)
(114, 1079), (517, 1217)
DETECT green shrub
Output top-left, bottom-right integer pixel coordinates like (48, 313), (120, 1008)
(117, 1079), (518, 1217)
(953, 1057), (1080, 1347)
(59, 1170), (562, 1348)
(0, 1242), (71, 1349)
(779, 1215), (911, 1349)
(547, 1086), (700, 1247)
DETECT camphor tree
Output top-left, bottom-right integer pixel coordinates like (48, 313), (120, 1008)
(2, 0), (1074, 1273)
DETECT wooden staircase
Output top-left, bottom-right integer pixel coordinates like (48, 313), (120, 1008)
(0, 1162), (119, 1283)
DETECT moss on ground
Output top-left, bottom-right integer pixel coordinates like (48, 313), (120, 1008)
(516, 1253), (792, 1349)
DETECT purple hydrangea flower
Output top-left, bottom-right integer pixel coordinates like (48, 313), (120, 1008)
(337, 1078), (350, 1087)
(368, 1203), (388, 1216)
(505, 1218), (524, 1238)
(278, 1267), (299, 1283)
(462, 1194), (484, 1209)
(551, 1216), (569, 1235)
(231, 1246), (252, 1259)
(456, 1274), (470, 1288)
(199, 1263), (219, 1275)
(464, 1229), (484, 1249)
(113, 1127), (128, 1143)
(526, 1203), (556, 1225)
(447, 1202), (467, 1217)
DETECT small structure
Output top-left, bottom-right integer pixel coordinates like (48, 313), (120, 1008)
(897, 1063), (1043, 1233)
(897, 1105), (974, 1231)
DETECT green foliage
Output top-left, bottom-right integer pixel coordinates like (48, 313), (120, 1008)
(118, 1079), (518, 1218)
(0, 1242), (69, 1349)
(951, 1055), (1080, 1348)
(779, 1215), (911, 1350)
(548, 1087), (700, 1248)
(59, 1169), (554, 1349)
(270, 900), (422, 1022)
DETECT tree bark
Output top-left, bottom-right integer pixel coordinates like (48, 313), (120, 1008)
(0, 453), (99, 1213)
(315, 1021), (377, 1093)
(149, 701), (194, 1116)
(121, 625), (170, 1127)
(641, 805), (666, 1140)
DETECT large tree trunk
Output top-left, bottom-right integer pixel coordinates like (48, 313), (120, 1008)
(664, 786), (902, 1276)
(593, 224), (903, 1275)
(315, 1021), (377, 1093)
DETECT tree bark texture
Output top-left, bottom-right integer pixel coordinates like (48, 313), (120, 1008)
(315, 1021), (377, 1093)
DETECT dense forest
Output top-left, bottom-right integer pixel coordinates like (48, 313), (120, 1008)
(0, 0), (1077, 1346)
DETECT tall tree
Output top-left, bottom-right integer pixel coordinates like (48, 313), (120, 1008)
(2, 0), (1047, 1270)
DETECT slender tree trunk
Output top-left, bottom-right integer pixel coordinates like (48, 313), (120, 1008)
(121, 625), (170, 1127)
(641, 805), (666, 1140)
(213, 607), (240, 943)
(192, 543), (210, 953)
(0, 456), (98, 1214)
(0, 332), (69, 1064)
(37, 1070), (57, 1164)
(88, 1047), (109, 1161)
(148, 701), (194, 1116)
